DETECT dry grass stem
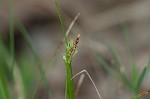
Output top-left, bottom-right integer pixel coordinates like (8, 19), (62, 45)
(75, 74), (85, 96)
(72, 69), (102, 99)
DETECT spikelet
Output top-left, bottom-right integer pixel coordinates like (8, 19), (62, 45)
(63, 34), (80, 63)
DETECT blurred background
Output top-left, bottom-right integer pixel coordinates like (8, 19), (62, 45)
(0, 0), (150, 99)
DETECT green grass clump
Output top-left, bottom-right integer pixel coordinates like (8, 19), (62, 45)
(95, 45), (150, 96)
(0, 1), (52, 98)
(94, 23), (150, 99)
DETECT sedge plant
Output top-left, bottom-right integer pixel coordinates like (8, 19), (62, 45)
(54, 0), (81, 99)
(54, 1), (102, 98)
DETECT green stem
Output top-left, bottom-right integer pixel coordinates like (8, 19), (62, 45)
(65, 62), (75, 99)
(54, 0), (68, 45)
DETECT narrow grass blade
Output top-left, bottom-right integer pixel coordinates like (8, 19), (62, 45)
(107, 45), (134, 89)
(1, 37), (26, 99)
(16, 21), (51, 99)
(136, 58), (150, 92)
(135, 67), (146, 93)
(121, 23), (139, 84)
(0, 72), (11, 99)
(16, 21), (32, 48)
(95, 53), (134, 90)
(108, 44), (122, 70)
(119, 72), (134, 91)
(54, 0), (67, 44)
(95, 53), (119, 78)
(0, 51), (11, 99)
(9, 0), (15, 73)
(16, 21), (44, 73)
